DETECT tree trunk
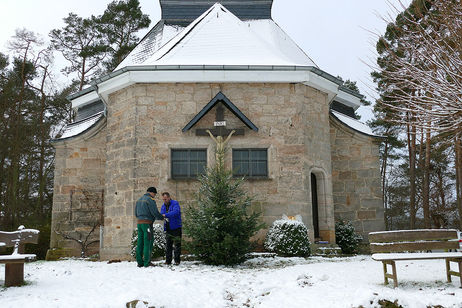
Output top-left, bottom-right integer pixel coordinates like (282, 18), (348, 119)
(37, 66), (48, 215)
(7, 41), (31, 229)
(407, 119), (417, 229)
(381, 140), (390, 230)
(422, 128), (431, 228)
(455, 135), (462, 229)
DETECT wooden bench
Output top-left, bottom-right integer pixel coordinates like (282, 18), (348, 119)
(369, 229), (462, 288)
(0, 226), (39, 287)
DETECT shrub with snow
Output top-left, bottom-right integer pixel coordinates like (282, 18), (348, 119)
(335, 220), (363, 254)
(130, 224), (166, 259)
(264, 216), (311, 257)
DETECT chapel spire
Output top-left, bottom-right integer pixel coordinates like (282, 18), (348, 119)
(159, 0), (274, 26)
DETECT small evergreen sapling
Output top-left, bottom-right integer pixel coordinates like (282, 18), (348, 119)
(131, 224), (166, 259)
(264, 216), (311, 257)
(335, 220), (363, 254)
(183, 165), (264, 266)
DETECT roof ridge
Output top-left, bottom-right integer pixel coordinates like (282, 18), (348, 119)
(146, 2), (300, 66)
(148, 3), (220, 63)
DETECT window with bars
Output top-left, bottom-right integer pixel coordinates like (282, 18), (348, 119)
(171, 149), (207, 179)
(232, 149), (268, 178)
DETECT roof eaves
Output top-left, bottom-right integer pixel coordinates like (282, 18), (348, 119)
(330, 111), (384, 140)
(307, 67), (343, 86)
(66, 86), (97, 101)
(51, 113), (106, 144)
(338, 85), (364, 100)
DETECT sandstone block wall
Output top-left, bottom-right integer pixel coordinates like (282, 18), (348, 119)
(329, 116), (385, 240)
(101, 83), (336, 259)
(50, 126), (106, 256)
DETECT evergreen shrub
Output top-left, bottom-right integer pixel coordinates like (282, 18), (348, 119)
(264, 217), (311, 257)
(335, 220), (363, 254)
(130, 224), (166, 259)
(183, 165), (264, 266)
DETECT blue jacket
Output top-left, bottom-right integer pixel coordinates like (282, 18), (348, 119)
(135, 193), (163, 222)
(160, 199), (182, 230)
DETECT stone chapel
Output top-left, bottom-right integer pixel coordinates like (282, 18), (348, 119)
(49, 0), (385, 260)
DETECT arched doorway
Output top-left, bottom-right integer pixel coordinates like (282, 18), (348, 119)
(309, 167), (335, 243)
(311, 173), (320, 240)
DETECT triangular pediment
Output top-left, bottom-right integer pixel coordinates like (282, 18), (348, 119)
(182, 92), (258, 133)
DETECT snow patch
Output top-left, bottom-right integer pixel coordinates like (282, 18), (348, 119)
(1, 256), (462, 308)
(331, 110), (378, 137)
(58, 111), (104, 140)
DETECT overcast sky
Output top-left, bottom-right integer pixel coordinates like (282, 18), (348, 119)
(0, 0), (408, 120)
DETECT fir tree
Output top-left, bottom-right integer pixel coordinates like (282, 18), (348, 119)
(183, 135), (264, 265)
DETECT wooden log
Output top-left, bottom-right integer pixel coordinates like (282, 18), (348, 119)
(5, 263), (24, 287)
(370, 241), (459, 253)
(369, 229), (458, 243)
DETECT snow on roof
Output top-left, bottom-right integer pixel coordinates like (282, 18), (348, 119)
(331, 110), (378, 137)
(57, 111), (104, 140)
(243, 19), (317, 68)
(115, 22), (184, 70)
(117, 3), (315, 68)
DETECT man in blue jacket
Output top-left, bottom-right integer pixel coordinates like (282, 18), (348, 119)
(135, 187), (163, 267)
(160, 192), (182, 265)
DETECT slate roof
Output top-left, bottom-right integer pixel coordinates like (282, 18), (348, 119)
(55, 111), (105, 141)
(160, 0), (273, 26)
(117, 3), (316, 70)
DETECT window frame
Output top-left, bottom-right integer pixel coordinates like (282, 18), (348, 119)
(232, 148), (268, 179)
(171, 148), (207, 179)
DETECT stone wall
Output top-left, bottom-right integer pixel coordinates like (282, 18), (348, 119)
(50, 124), (106, 257)
(329, 116), (385, 240)
(101, 83), (336, 259)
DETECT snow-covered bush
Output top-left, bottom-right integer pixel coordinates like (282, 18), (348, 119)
(130, 224), (166, 259)
(335, 220), (363, 254)
(264, 216), (311, 257)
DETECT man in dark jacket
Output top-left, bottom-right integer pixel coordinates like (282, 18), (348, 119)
(135, 187), (163, 267)
(160, 192), (182, 265)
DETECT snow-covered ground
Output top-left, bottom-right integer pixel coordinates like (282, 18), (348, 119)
(1, 255), (461, 308)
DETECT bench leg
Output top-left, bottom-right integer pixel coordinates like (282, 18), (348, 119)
(446, 259), (452, 283)
(446, 259), (462, 288)
(382, 261), (398, 287)
(5, 263), (24, 287)
(382, 261), (388, 285)
(391, 261), (398, 288)
(458, 261), (462, 288)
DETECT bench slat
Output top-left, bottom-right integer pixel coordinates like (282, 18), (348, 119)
(0, 254), (36, 263)
(0, 230), (39, 247)
(369, 229), (458, 243)
(371, 240), (459, 253)
(372, 252), (462, 261)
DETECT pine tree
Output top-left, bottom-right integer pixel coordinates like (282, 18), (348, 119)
(98, 0), (151, 71)
(183, 137), (264, 265)
(49, 13), (107, 90)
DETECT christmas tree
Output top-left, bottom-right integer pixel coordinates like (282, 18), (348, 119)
(183, 131), (263, 265)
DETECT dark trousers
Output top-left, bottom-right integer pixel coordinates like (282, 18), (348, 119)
(166, 228), (182, 264)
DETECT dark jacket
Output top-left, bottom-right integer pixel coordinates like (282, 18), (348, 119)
(135, 193), (163, 222)
(160, 199), (182, 230)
